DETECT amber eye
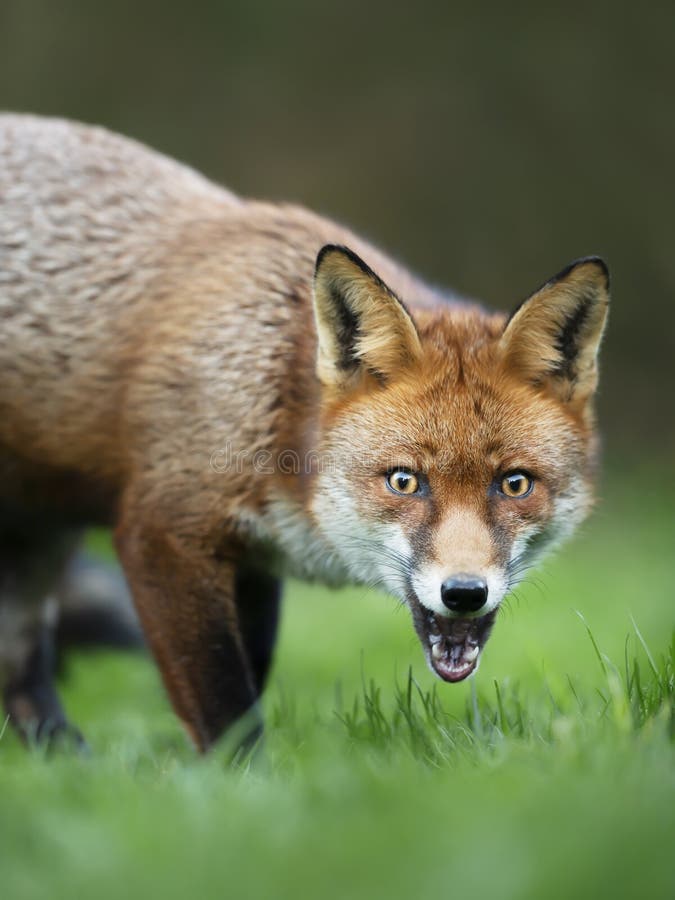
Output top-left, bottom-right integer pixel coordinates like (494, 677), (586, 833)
(499, 471), (533, 498)
(386, 470), (420, 495)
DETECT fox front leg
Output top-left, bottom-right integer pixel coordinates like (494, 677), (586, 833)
(115, 520), (260, 753)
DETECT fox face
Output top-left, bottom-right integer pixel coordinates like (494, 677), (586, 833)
(310, 246), (609, 682)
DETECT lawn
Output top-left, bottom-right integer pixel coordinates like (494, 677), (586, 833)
(0, 465), (673, 900)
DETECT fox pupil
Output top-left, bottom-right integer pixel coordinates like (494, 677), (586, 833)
(502, 472), (531, 497)
(387, 470), (418, 494)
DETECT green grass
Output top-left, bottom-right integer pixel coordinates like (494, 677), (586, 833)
(1, 470), (673, 900)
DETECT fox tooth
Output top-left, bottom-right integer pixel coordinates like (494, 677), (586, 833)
(464, 645), (479, 662)
(431, 642), (445, 661)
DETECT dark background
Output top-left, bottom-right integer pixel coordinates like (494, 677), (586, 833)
(1, 0), (674, 460)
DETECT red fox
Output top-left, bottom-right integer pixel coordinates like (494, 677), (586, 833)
(0, 115), (609, 752)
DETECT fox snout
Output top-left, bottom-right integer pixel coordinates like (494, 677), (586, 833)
(409, 507), (508, 622)
(440, 575), (489, 614)
(412, 563), (505, 620)
(408, 532), (507, 683)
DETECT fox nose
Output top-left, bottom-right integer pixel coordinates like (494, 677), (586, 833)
(440, 576), (488, 614)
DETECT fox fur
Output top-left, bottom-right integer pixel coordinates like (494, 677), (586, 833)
(0, 115), (609, 751)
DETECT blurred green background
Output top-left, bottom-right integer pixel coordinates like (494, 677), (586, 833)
(1, 0), (674, 457)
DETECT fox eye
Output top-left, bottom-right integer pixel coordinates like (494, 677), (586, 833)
(499, 471), (534, 498)
(386, 470), (420, 495)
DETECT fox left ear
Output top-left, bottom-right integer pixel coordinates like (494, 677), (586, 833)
(499, 257), (610, 407)
(313, 244), (422, 389)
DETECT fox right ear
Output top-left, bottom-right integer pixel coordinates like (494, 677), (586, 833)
(312, 244), (422, 390)
(500, 257), (610, 409)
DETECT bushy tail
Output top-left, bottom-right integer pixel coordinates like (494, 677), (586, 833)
(56, 552), (144, 654)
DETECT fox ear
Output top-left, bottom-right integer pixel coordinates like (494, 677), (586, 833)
(500, 257), (610, 407)
(313, 244), (422, 389)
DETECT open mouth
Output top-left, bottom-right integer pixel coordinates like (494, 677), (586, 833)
(410, 600), (497, 682)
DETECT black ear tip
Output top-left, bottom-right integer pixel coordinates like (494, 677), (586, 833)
(315, 244), (346, 272)
(552, 255), (610, 291)
(315, 243), (364, 271)
(579, 255), (610, 289)
(314, 243), (380, 282)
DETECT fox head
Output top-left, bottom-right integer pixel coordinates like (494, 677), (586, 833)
(310, 244), (609, 682)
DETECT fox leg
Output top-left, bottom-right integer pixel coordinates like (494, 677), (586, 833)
(115, 517), (260, 753)
(234, 568), (282, 694)
(0, 528), (83, 744)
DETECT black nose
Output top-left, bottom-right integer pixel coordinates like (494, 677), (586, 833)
(440, 576), (488, 613)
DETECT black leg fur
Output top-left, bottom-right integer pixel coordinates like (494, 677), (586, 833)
(234, 568), (282, 695)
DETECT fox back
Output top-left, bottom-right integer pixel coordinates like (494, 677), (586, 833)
(0, 115), (608, 751)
